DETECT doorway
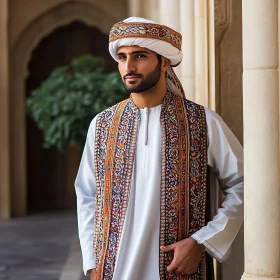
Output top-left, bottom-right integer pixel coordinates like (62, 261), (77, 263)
(26, 21), (116, 212)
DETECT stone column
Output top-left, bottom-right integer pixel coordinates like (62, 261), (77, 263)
(0, 0), (10, 219)
(128, 0), (158, 22)
(180, 0), (195, 101)
(159, 0), (181, 79)
(207, 0), (215, 111)
(194, 0), (208, 106)
(159, 0), (180, 30)
(140, 0), (158, 22)
(242, 1), (280, 279)
(128, 0), (142, 17)
(145, 0), (158, 22)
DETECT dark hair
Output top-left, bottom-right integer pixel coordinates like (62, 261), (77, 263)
(156, 53), (162, 64)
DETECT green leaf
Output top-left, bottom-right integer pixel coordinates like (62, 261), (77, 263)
(26, 55), (126, 151)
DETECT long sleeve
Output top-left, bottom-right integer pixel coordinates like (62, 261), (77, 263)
(75, 117), (98, 275)
(191, 108), (244, 262)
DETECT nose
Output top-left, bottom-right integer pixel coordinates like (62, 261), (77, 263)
(125, 56), (136, 73)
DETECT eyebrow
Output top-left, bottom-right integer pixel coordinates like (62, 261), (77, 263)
(116, 50), (150, 56)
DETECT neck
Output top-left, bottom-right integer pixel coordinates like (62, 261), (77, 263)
(130, 77), (167, 109)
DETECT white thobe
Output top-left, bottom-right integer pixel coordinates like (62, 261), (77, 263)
(75, 105), (244, 279)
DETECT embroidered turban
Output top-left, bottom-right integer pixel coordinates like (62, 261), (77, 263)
(109, 17), (185, 98)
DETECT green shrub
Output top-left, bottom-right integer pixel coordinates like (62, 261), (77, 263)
(26, 55), (128, 151)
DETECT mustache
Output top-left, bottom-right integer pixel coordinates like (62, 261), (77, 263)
(123, 72), (143, 79)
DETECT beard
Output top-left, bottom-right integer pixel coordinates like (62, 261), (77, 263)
(122, 61), (161, 93)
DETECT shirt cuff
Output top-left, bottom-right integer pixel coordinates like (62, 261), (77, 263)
(83, 256), (96, 275)
(191, 232), (230, 263)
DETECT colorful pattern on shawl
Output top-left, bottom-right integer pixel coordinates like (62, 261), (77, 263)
(109, 22), (182, 50)
(159, 93), (208, 280)
(94, 92), (207, 280)
(94, 99), (139, 279)
(159, 93), (189, 279)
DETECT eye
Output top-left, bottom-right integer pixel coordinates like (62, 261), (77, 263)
(136, 54), (147, 59)
(117, 55), (126, 61)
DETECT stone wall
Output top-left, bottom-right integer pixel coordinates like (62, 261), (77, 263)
(0, 0), (10, 219)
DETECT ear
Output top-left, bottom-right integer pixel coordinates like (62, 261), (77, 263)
(161, 57), (171, 73)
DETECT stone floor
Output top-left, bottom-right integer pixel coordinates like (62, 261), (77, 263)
(0, 211), (87, 280)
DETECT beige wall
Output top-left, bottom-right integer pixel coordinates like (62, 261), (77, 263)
(0, 0), (10, 219)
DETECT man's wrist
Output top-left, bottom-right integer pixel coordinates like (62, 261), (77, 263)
(189, 237), (205, 252)
(87, 268), (96, 275)
(189, 237), (199, 245)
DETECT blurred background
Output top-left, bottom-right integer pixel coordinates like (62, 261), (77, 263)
(0, 0), (245, 279)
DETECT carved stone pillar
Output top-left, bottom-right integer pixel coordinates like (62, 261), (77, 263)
(128, 0), (142, 17)
(159, 0), (181, 79)
(142, 0), (158, 22)
(214, 2), (244, 279)
(128, 0), (158, 28)
(180, 0), (195, 101)
(194, 0), (209, 107)
(0, 0), (11, 219)
(242, 0), (280, 279)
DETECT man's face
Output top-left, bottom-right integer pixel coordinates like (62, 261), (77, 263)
(117, 46), (162, 93)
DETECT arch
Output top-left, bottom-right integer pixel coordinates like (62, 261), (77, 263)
(11, 1), (118, 79)
(9, 1), (120, 216)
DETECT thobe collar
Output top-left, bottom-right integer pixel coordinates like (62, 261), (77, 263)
(127, 91), (174, 146)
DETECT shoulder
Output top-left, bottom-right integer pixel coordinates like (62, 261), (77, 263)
(183, 99), (207, 125)
(87, 102), (121, 134)
(96, 102), (120, 120)
(183, 99), (221, 122)
(183, 99), (206, 122)
(203, 107), (232, 134)
(183, 99), (231, 139)
(203, 107), (223, 124)
(91, 99), (130, 135)
(203, 107), (243, 151)
(183, 98), (225, 126)
(183, 98), (204, 111)
(96, 99), (129, 123)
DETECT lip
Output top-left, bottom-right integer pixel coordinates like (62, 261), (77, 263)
(125, 76), (140, 80)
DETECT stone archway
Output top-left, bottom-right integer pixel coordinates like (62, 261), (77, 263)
(9, 1), (119, 216)
(26, 21), (114, 212)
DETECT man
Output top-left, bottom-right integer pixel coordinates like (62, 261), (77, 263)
(75, 17), (244, 280)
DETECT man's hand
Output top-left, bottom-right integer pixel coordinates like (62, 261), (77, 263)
(160, 237), (202, 276)
(89, 269), (96, 280)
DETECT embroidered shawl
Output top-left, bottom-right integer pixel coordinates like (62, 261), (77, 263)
(93, 92), (208, 280)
